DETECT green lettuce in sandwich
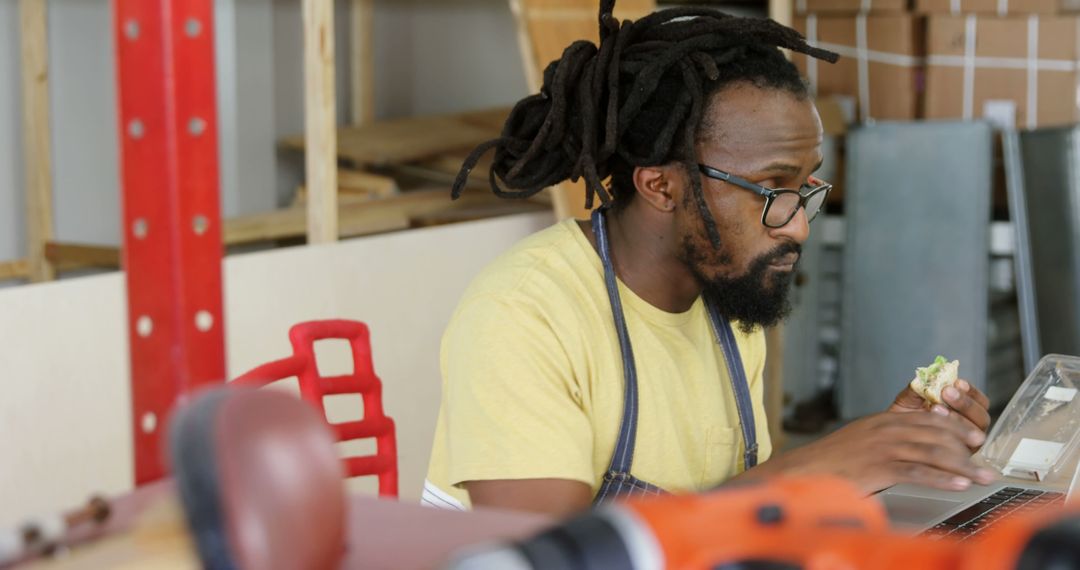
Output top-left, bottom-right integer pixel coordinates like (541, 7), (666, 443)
(909, 355), (960, 405)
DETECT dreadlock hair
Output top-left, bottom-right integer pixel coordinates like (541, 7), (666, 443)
(450, 0), (838, 246)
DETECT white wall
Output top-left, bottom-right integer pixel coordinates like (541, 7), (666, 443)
(372, 0), (529, 118)
(0, 212), (551, 528)
(0, 0), (121, 254)
(48, 0), (121, 245)
(0, 0), (530, 262)
(218, 0), (279, 217)
(269, 0), (529, 202)
(0, 0), (277, 264)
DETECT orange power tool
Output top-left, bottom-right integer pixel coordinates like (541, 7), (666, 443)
(445, 477), (1080, 570)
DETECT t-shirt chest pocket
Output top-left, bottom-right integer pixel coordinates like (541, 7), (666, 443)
(700, 425), (741, 489)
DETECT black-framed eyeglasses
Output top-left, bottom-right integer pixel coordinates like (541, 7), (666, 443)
(698, 164), (833, 229)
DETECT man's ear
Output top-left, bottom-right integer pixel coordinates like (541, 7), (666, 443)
(632, 165), (679, 213)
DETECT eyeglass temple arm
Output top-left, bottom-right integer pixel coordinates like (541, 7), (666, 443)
(697, 165), (773, 198)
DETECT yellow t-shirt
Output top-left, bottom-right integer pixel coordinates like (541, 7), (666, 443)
(422, 219), (770, 510)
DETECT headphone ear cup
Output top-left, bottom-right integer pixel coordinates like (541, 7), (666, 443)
(169, 387), (347, 570)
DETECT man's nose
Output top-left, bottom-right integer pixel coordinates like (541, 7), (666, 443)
(770, 205), (810, 244)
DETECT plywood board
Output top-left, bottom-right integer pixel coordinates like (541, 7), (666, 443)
(338, 169), (397, 195)
(521, 0), (654, 74)
(511, 0), (656, 220)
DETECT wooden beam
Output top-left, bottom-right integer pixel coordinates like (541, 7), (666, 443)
(2, 243), (122, 279)
(20, 0), (56, 282)
(766, 0), (792, 446)
(350, 0), (375, 125)
(769, 0), (794, 27)
(508, 0), (542, 93)
(0, 259), (30, 282)
(763, 325), (787, 450)
(45, 242), (121, 271)
(304, 0), (339, 244)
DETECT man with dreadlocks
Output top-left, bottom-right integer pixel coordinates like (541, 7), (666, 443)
(422, 1), (995, 515)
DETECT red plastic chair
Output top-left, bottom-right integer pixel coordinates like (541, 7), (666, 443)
(232, 319), (398, 498)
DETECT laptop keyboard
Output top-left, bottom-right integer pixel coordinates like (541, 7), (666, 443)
(921, 487), (1066, 541)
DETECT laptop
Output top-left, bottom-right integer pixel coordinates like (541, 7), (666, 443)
(878, 354), (1080, 539)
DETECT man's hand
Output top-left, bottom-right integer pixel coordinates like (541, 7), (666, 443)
(737, 411), (996, 495)
(889, 378), (991, 450)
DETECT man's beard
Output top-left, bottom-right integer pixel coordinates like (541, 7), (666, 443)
(681, 237), (801, 334)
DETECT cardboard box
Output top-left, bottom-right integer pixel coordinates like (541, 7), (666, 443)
(924, 15), (1080, 128)
(794, 15), (925, 121)
(916, 0), (1080, 15)
(795, 0), (908, 15)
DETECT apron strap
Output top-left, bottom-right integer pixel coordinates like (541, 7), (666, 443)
(592, 208), (639, 475)
(705, 297), (759, 469)
(592, 208), (759, 476)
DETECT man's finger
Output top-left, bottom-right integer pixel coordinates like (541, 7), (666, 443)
(890, 461), (991, 492)
(892, 441), (988, 481)
(891, 385), (930, 412)
(955, 378), (990, 409)
(942, 384), (991, 432)
(930, 404), (984, 449)
(881, 411), (986, 450)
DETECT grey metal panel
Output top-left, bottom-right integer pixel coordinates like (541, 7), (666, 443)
(840, 122), (992, 419)
(1017, 127), (1080, 357)
(1002, 129), (1042, 373)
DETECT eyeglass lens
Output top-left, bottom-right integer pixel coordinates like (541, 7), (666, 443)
(765, 188), (827, 227)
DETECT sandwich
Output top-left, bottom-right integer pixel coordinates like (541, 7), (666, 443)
(909, 355), (960, 405)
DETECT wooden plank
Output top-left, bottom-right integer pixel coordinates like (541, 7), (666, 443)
(223, 189), (525, 246)
(304, 0), (338, 244)
(20, 0), (56, 282)
(291, 169), (398, 209)
(45, 242), (122, 271)
(522, 3), (653, 77)
(350, 0), (375, 125)
(0, 259), (30, 282)
(281, 107), (509, 167)
(405, 148), (495, 189)
(225, 204), (403, 245)
(338, 168), (397, 197)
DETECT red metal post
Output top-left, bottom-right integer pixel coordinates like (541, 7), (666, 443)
(114, 0), (226, 484)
